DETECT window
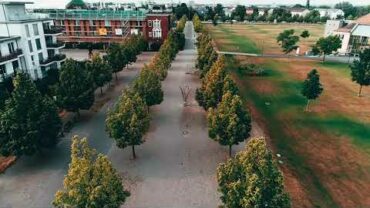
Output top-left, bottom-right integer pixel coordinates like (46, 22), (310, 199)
(25, 25), (30, 37)
(149, 32), (152, 37)
(148, 20), (152, 27)
(31, 55), (35, 65)
(33, 24), (39, 36)
(28, 40), (33, 52)
(153, 28), (162, 38)
(36, 39), (42, 50)
(12, 60), (19, 71)
(34, 69), (39, 79)
(8, 42), (15, 53)
(38, 52), (43, 62)
(105, 20), (111, 26)
(0, 65), (6, 75)
(153, 19), (161, 28)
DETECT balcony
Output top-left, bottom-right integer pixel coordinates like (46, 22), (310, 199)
(0, 49), (22, 63)
(40, 54), (66, 66)
(44, 27), (64, 35)
(46, 41), (65, 49)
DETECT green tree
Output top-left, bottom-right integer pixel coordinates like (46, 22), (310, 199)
(106, 89), (150, 159)
(56, 59), (95, 116)
(87, 53), (112, 95)
(174, 3), (189, 19)
(314, 35), (342, 62)
(106, 43), (128, 80)
(300, 30), (310, 38)
(232, 5), (246, 21)
(196, 56), (227, 110)
(53, 136), (130, 208)
(335, 2), (357, 18)
(350, 48), (370, 97)
(193, 13), (203, 32)
(176, 15), (187, 33)
(301, 69), (323, 111)
(0, 73), (62, 156)
(276, 29), (300, 54)
(208, 91), (251, 156)
(217, 137), (291, 208)
(133, 68), (164, 107)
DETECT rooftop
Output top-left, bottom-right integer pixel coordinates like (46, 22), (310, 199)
(355, 14), (370, 25)
(0, 1), (33, 5)
(44, 9), (148, 20)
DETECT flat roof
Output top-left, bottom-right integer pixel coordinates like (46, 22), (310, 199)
(0, 1), (33, 5)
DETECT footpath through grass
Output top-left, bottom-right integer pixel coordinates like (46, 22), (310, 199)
(226, 55), (370, 207)
(217, 26), (261, 54)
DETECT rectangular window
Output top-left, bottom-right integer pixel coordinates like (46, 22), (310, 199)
(149, 32), (152, 37)
(28, 40), (33, 52)
(12, 60), (19, 70)
(105, 20), (111, 26)
(33, 24), (39, 36)
(38, 52), (43, 62)
(31, 55), (35, 65)
(8, 42), (15, 53)
(36, 39), (42, 50)
(25, 25), (30, 37)
(0, 65), (6, 75)
(148, 20), (152, 27)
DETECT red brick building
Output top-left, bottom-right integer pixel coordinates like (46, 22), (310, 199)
(46, 10), (171, 48)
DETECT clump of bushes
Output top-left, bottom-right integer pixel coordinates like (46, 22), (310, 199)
(238, 63), (267, 76)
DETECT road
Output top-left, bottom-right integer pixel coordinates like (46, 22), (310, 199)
(218, 51), (358, 64)
(0, 52), (155, 208)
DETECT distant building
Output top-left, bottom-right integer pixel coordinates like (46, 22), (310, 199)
(0, 1), (65, 81)
(289, 8), (310, 17)
(315, 9), (344, 20)
(40, 9), (171, 49)
(66, 0), (88, 9)
(325, 14), (370, 55)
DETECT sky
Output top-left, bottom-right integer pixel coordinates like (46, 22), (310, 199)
(21, 0), (369, 9)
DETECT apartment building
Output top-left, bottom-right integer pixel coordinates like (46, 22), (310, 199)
(325, 14), (370, 55)
(0, 1), (65, 81)
(41, 9), (171, 49)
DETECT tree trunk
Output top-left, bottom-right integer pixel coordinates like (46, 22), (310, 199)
(115, 72), (118, 81)
(76, 109), (80, 117)
(132, 145), (136, 159)
(358, 85), (363, 97)
(322, 54), (326, 62)
(229, 145), (232, 157)
(100, 87), (103, 95)
(305, 99), (310, 112)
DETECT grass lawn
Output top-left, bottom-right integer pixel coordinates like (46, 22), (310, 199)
(226, 55), (370, 207)
(207, 23), (325, 55)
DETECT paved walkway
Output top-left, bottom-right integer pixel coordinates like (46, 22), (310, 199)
(0, 52), (155, 208)
(218, 50), (357, 64)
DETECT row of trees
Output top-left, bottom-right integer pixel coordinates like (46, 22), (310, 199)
(176, 15), (187, 33)
(276, 29), (310, 54)
(53, 24), (186, 208)
(106, 29), (185, 159)
(0, 36), (147, 157)
(195, 25), (250, 156)
(194, 22), (291, 207)
(192, 14), (203, 33)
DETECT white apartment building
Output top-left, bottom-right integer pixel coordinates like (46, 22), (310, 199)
(315, 9), (344, 20)
(325, 14), (370, 55)
(0, 1), (65, 81)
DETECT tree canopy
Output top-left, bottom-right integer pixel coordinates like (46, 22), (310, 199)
(208, 91), (251, 156)
(350, 48), (370, 97)
(276, 29), (300, 54)
(106, 89), (150, 158)
(86, 53), (112, 94)
(133, 68), (164, 107)
(217, 137), (291, 208)
(53, 136), (130, 207)
(56, 58), (95, 115)
(301, 69), (323, 111)
(0, 73), (61, 156)
(314, 36), (342, 62)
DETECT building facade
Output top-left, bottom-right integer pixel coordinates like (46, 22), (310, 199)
(41, 9), (171, 48)
(325, 14), (370, 55)
(0, 1), (65, 81)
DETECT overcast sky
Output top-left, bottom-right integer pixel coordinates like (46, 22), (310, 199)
(23, 0), (368, 9)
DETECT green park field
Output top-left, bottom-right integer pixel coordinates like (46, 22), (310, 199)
(206, 23), (370, 207)
(207, 23), (325, 54)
